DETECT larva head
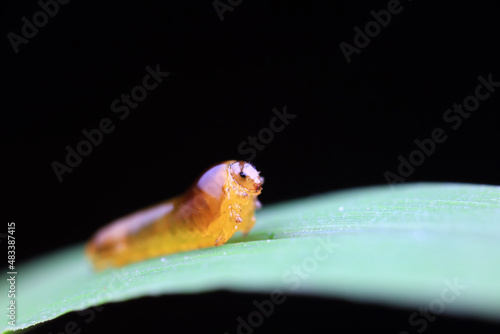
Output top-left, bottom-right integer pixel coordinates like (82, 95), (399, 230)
(229, 161), (263, 195)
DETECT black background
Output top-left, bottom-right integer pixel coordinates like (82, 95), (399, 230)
(2, 0), (500, 333)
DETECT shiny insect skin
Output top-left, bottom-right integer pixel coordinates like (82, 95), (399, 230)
(86, 160), (263, 270)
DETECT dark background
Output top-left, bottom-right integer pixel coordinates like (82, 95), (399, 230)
(2, 0), (500, 333)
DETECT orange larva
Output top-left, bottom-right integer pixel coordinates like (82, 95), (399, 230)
(86, 160), (263, 270)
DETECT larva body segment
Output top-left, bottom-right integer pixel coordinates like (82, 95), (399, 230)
(86, 160), (263, 270)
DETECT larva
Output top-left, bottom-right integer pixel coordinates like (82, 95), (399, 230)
(86, 160), (263, 270)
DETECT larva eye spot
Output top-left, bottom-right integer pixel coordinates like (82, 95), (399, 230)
(230, 161), (263, 195)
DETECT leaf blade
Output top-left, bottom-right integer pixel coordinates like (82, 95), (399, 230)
(3, 183), (500, 332)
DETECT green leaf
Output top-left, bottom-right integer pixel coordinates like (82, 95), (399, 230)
(3, 183), (500, 333)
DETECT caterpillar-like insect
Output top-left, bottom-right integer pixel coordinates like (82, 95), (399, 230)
(86, 160), (263, 270)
